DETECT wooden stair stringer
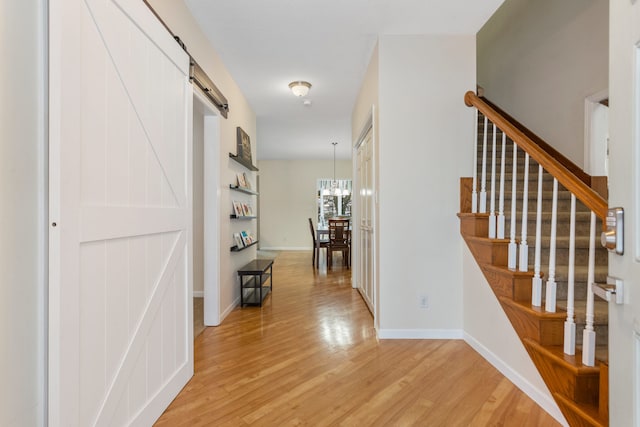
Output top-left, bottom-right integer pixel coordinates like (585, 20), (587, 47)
(477, 263), (534, 303)
(522, 338), (600, 405)
(499, 297), (565, 346)
(457, 212), (489, 237)
(554, 392), (605, 427)
(461, 235), (510, 267)
(459, 213), (608, 426)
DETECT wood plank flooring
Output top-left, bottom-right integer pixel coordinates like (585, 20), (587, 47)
(156, 251), (559, 426)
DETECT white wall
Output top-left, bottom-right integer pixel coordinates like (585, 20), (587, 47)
(0, 0), (46, 425)
(258, 159), (352, 250)
(149, 0), (257, 319)
(477, 0), (608, 168)
(352, 43), (379, 142)
(376, 35), (474, 336)
(462, 247), (566, 423)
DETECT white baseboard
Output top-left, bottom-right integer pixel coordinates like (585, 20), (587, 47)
(193, 291), (204, 298)
(220, 297), (240, 323)
(377, 329), (464, 340)
(463, 332), (568, 426)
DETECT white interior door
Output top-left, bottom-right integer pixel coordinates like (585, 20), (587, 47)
(608, 1), (640, 425)
(356, 127), (375, 314)
(49, 0), (193, 425)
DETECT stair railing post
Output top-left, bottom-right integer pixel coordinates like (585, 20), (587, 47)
(564, 194), (577, 356)
(532, 165), (544, 306)
(497, 132), (506, 239)
(545, 178), (559, 313)
(479, 116), (488, 213)
(472, 109), (479, 213)
(508, 144), (518, 269)
(489, 124), (497, 238)
(582, 211), (597, 367)
(518, 153), (530, 272)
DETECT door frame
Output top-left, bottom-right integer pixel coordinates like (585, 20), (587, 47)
(583, 89), (609, 176)
(192, 88), (222, 326)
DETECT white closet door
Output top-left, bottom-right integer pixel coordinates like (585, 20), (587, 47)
(357, 127), (375, 314)
(49, 0), (193, 425)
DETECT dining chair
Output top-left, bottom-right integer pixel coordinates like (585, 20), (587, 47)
(327, 218), (350, 269)
(308, 218), (328, 268)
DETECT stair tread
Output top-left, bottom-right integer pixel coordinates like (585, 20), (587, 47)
(502, 298), (609, 325)
(523, 338), (608, 370)
(499, 297), (566, 319)
(553, 392), (607, 427)
(463, 235), (510, 244)
(457, 212), (489, 219)
(480, 263), (535, 277)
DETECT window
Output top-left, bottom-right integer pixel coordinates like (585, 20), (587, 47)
(317, 179), (352, 228)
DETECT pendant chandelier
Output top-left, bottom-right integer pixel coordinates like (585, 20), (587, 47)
(322, 142), (350, 196)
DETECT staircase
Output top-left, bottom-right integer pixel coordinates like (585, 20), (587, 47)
(459, 94), (609, 426)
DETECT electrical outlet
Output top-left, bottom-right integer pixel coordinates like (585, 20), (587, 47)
(419, 294), (429, 309)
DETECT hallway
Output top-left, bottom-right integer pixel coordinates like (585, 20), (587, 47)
(156, 251), (558, 426)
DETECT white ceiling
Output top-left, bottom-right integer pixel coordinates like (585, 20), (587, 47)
(184, 0), (504, 160)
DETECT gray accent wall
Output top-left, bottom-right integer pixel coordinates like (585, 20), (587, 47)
(477, 0), (608, 168)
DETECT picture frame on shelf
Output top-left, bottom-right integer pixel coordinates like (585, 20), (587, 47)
(242, 202), (253, 216)
(242, 172), (252, 190)
(232, 200), (244, 217)
(237, 173), (248, 188)
(236, 126), (252, 163)
(233, 232), (245, 248)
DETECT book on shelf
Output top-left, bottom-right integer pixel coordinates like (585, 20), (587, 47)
(232, 200), (244, 217)
(240, 230), (254, 245)
(233, 232), (245, 248)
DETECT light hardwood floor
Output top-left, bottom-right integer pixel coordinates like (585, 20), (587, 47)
(157, 251), (559, 426)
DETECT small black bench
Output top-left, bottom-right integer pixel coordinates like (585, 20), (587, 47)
(237, 259), (274, 307)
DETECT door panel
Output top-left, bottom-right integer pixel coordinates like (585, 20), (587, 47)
(357, 127), (375, 313)
(49, 0), (193, 425)
(608, 1), (640, 425)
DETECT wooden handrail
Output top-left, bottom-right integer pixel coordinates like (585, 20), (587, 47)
(464, 91), (608, 220)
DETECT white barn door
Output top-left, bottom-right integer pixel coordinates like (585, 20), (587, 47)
(49, 0), (193, 425)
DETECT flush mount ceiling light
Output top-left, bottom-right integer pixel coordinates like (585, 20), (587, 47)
(288, 81), (312, 97)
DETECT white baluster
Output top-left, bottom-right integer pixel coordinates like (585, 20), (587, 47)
(564, 194), (577, 356)
(472, 109), (478, 213)
(518, 153), (530, 272)
(582, 211), (597, 367)
(479, 116), (488, 213)
(545, 178), (559, 313)
(508, 144), (518, 270)
(531, 165), (544, 307)
(497, 132), (506, 239)
(489, 124), (497, 238)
